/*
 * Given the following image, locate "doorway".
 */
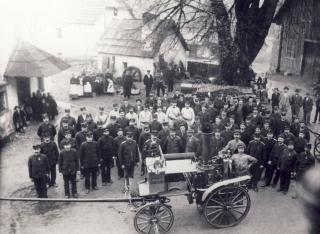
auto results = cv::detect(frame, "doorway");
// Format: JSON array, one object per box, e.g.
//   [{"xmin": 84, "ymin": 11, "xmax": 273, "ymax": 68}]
[{"xmin": 16, "ymin": 77, "xmax": 30, "ymax": 105}]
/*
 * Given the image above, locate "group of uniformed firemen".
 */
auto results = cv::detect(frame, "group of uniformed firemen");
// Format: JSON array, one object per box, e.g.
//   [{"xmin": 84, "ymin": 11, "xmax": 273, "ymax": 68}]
[{"xmin": 28, "ymin": 85, "xmax": 317, "ymax": 198}]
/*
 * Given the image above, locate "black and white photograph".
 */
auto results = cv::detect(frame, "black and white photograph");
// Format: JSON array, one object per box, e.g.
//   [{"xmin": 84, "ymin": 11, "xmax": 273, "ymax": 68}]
[{"xmin": 0, "ymin": 0, "xmax": 320, "ymax": 233}]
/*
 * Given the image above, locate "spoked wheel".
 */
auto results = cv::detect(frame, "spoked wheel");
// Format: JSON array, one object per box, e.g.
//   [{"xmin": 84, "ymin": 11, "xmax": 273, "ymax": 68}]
[
  {"xmin": 314, "ymin": 137, "xmax": 320, "ymax": 162},
  {"xmin": 134, "ymin": 203, "xmax": 174, "ymax": 234},
  {"xmin": 203, "ymin": 186, "xmax": 250, "ymax": 228}
]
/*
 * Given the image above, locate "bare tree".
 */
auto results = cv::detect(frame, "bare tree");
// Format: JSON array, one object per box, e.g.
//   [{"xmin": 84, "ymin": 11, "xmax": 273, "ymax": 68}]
[{"xmin": 128, "ymin": 0, "xmax": 286, "ymax": 85}]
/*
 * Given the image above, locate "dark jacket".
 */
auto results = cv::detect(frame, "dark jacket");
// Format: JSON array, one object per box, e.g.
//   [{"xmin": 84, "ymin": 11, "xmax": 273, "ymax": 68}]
[
  {"xmin": 211, "ymin": 137, "xmax": 227, "ymax": 157},
  {"xmin": 97, "ymin": 135, "xmax": 114, "ymax": 160},
  {"xmin": 138, "ymin": 132, "xmax": 151, "ymax": 152},
  {"xmin": 79, "ymin": 141, "xmax": 100, "ymax": 168},
  {"xmin": 246, "ymin": 139, "xmax": 266, "ymax": 163},
  {"xmin": 93, "ymin": 128, "xmax": 104, "ymax": 142},
  {"xmin": 164, "ymin": 135, "xmax": 182, "ymax": 153},
  {"xmin": 294, "ymin": 137, "xmax": 307, "ymax": 154},
  {"xmin": 58, "ymin": 127, "xmax": 75, "ymax": 146},
  {"xmin": 303, "ymin": 97, "xmax": 313, "ymax": 113},
  {"xmin": 158, "ymin": 129, "xmax": 170, "ymax": 151},
  {"xmin": 278, "ymin": 149, "xmax": 297, "ymax": 172},
  {"xmin": 60, "ymin": 115, "xmax": 77, "ymax": 130},
  {"xmin": 106, "ymin": 123, "xmax": 120, "ymax": 138},
  {"xmin": 261, "ymin": 137, "xmax": 277, "ymax": 165},
  {"xmin": 40, "ymin": 141, "xmax": 59, "ymax": 165},
  {"xmin": 186, "ymin": 136, "xmax": 201, "ymax": 158},
  {"xmin": 143, "ymin": 74, "xmax": 153, "ymax": 87},
  {"xmin": 149, "ymin": 120, "xmax": 162, "ymax": 133},
  {"xmin": 295, "ymin": 152, "xmax": 315, "ymax": 177},
  {"xmin": 270, "ymin": 143, "xmax": 287, "ymax": 165},
  {"xmin": 75, "ymin": 131, "xmax": 86, "ymax": 149},
  {"xmin": 119, "ymin": 140, "xmax": 139, "ymax": 166},
  {"xmin": 124, "ymin": 125, "xmax": 140, "ymax": 142},
  {"xmin": 28, "ymin": 153, "xmax": 50, "ymax": 179},
  {"xmin": 59, "ymin": 149, "xmax": 79, "ymax": 175},
  {"xmin": 271, "ymin": 92, "xmax": 280, "ymax": 107},
  {"xmin": 114, "ymin": 135, "xmax": 127, "ymax": 156},
  {"xmin": 37, "ymin": 123, "xmax": 57, "ymax": 140}
]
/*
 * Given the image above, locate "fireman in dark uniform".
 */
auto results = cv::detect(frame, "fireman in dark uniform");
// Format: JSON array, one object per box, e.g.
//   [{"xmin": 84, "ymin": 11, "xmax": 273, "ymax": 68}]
[
  {"xmin": 114, "ymin": 128, "xmax": 127, "ymax": 179},
  {"xmin": 79, "ymin": 132, "xmax": 100, "ymax": 194},
  {"xmin": 277, "ymin": 141, "xmax": 297, "ymax": 194},
  {"xmin": 97, "ymin": 127, "xmax": 114, "ymax": 185},
  {"xmin": 163, "ymin": 128, "xmax": 183, "ymax": 153},
  {"xmin": 119, "ymin": 132, "xmax": 139, "ymax": 190},
  {"xmin": 58, "ymin": 119, "xmax": 75, "ymax": 148},
  {"xmin": 246, "ymin": 133, "xmax": 266, "ymax": 192},
  {"xmin": 37, "ymin": 114, "xmax": 56, "ymax": 141},
  {"xmin": 60, "ymin": 130, "xmax": 77, "ymax": 150},
  {"xmin": 124, "ymin": 118, "xmax": 140, "ymax": 142},
  {"xmin": 28, "ymin": 144, "xmax": 50, "ymax": 198},
  {"xmin": 261, "ymin": 130, "xmax": 277, "ymax": 187},
  {"xmin": 40, "ymin": 134, "xmax": 59, "ymax": 187},
  {"xmin": 59, "ymin": 108, "xmax": 77, "ymax": 130},
  {"xmin": 93, "ymin": 121, "xmax": 104, "ymax": 141},
  {"xmin": 141, "ymin": 130, "xmax": 161, "ymax": 176}
]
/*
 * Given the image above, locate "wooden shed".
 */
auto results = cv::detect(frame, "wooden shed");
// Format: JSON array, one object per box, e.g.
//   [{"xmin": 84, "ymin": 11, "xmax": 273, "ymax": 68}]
[{"xmin": 273, "ymin": 0, "xmax": 320, "ymax": 81}]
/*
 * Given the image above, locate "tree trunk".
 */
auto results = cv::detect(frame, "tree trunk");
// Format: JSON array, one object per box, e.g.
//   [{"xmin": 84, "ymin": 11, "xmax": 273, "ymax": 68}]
[{"xmin": 211, "ymin": 0, "xmax": 279, "ymax": 85}]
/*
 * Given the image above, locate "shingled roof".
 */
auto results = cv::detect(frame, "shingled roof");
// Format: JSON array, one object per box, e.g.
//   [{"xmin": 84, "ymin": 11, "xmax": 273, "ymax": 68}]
[{"xmin": 4, "ymin": 41, "xmax": 70, "ymax": 78}]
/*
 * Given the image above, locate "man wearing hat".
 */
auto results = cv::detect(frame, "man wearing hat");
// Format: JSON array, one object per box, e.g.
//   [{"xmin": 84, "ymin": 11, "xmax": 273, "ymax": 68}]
[
  {"xmin": 141, "ymin": 130, "xmax": 161, "ymax": 175},
  {"xmin": 60, "ymin": 108, "xmax": 77, "ymax": 130},
  {"xmin": 59, "ymin": 140, "xmax": 79, "ymax": 198},
  {"xmin": 106, "ymin": 116, "xmax": 120, "ymax": 138},
  {"xmin": 163, "ymin": 127, "xmax": 183, "ymax": 154},
  {"xmin": 80, "ymin": 132, "xmax": 100, "ymax": 193},
  {"xmin": 271, "ymin": 88, "xmax": 280, "ymax": 112},
  {"xmin": 77, "ymin": 107, "xmax": 87, "ymax": 131},
  {"xmin": 211, "ymin": 131, "xmax": 227, "ymax": 157},
  {"xmin": 138, "ymin": 126, "xmax": 151, "ymax": 153},
  {"xmin": 114, "ymin": 128, "xmax": 126, "ymax": 179},
  {"xmin": 222, "ymin": 130, "xmax": 245, "ymax": 154},
  {"xmin": 28, "ymin": 144, "xmax": 50, "ymax": 198},
  {"xmin": 143, "ymin": 70, "xmax": 153, "ymax": 98},
  {"xmin": 290, "ymin": 115, "xmax": 301, "ymax": 137},
  {"xmin": 123, "ymin": 70, "xmax": 133, "ymax": 99},
  {"xmin": 313, "ymin": 93, "xmax": 320, "ymax": 123},
  {"xmin": 231, "ymin": 143, "xmax": 257, "ymax": 177},
  {"xmin": 93, "ymin": 121, "xmax": 104, "ymax": 142},
  {"xmin": 221, "ymin": 123, "xmax": 234, "ymax": 143},
  {"xmin": 85, "ymin": 114, "xmax": 97, "ymax": 132},
  {"xmin": 37, "ymin": 114, "xmax": 57, "ymax": 141},
  {"xmin": 260, "ymin": 119, "xmax": 271, "ymax": 139},
  {"xmin": 281, "ymin": 126, "xmax": 295, "ymax": 145},
  {"xmin": 261, "ymin": 130, "xmax": 277, "ymax": 187},
  {"xmin": 95, "ymin": 107, "xmax": 108, "ymax": 128},
  {"xmin": 149, "ymin": 114, "xmax": 162, "ymax": 133},
  {"xmin": 279, "ymin": 86, "xmax": 290, "ymax": 115},
  {"xmin": 119, "ymin": 131, "xmax": 139, "ymax": 189},
  {"xmin": 295, "ymin": 144, "xmax": 315, "ymax": 183},
  {"xmin": 294, "ymin": 131, "xmax": 308, "ymax": 154},
  {"xmin": 265, "ymin": 135, "xmax": 288, "ymax": 187},
  {"xmin": 60, "ymin": 130, "xmax": 77, "ymax": 150},
  {"xmin": 40, "ymin": 133, "xmax": 59, "ymax": 188},
  {"xmin": 58, "ymin": 119, "xmax": 76, "ymax": 147},
  {"xmin": 97, "ymin": 127, "xmax": 114, "ymax": 185},
  {"xmin": 277, "ymin": 141, "xmax": 297, "ymax": 194},
  {"xmin": 246, "ymin": 133, "xmax": 266, "ymax": 192},
  {"xmin": 303, "ymin": 92, "xmax": 314, "ymax": 125},
  {"xmin": 124, "ymin": 118, "xmax": 140, "ymax": 142},
  {"xmin": 186, "ymin": 128, "xmax": 201, "ymax": 158},
  {"xmin": 158, "ymin": 121, "xmax": 170, "ymax": 151},
  {"xmin": 277, "ymin": 111, "xmax": 290, "ymax": 136},
  {"xmin": 176, "ymin": 123, "xmax": 188, "ymax": 153},
  {"xmin": 290, "ymin": 89, "xmax": 303, "ymax": 121}
]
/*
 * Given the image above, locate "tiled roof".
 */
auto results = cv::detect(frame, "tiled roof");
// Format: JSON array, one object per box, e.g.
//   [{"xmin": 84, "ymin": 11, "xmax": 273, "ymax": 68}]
[{"xmin": 4, "ymin": 41, "xmax": 70, "ymax": 78}]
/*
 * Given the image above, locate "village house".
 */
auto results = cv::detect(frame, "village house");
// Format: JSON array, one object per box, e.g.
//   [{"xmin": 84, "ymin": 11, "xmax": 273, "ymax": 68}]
[{"xmin": 271, "ymin": 0, "xmax": 320, "ymax": 81}]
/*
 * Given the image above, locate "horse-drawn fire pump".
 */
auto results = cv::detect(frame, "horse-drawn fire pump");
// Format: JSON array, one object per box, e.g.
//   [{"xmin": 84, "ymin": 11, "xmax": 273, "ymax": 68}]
[{"xmin": 132, "ymin": 132, "xmax": 252, "ymax": 234}]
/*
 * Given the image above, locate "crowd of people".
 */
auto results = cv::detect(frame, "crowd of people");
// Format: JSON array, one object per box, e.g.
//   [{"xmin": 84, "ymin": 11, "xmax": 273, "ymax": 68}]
[
  {"xmin": 13, "ymin": 90, "xmax": 58, "ymax": 133},
  {"xmin": 27, "ymin": 79, "xmax": 319, "ymax": 199}
]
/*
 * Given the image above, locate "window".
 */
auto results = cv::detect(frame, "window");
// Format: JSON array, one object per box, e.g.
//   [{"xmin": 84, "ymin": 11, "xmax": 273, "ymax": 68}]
[
  {"xmin": 286, "ymin": 39, "xmax": 296, "ymax": 58},
  {"xmin": 0, "ymin": 89, "xmax": 7, "ymax": 113},
  {"xmin": 113, "ymin": 8, "xmax": 118, "ymax": 16},
  {"xmin": 37, "ymin": 77, "xmax": 44, "ymax": 91},
  {"xmin": 111, "ymin": 56, "xmax": 116, "ymax": 72}
]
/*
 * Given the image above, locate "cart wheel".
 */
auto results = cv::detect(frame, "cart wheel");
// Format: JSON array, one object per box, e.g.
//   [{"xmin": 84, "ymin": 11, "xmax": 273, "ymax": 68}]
[
  {"xmin": 203, "ymin": 186, "xmax": 250, "ymax": 228},
  {"xmin": 134, "ymin": 203, "xmax": 174, "ymax": 234},
  {"xmin": 314, "ymin": 138, "xmax": 320, "ymax": 162}
]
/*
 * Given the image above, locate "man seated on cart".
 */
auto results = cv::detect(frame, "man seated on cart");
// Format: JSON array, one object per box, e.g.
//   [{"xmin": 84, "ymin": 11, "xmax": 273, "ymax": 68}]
[
  {"xmin": 231, "ymin": 143, "xmax": 258, "ymax": 177},
  {"xmin": 141, "ymin": 130, "xmax": 161, "ymax": 176}
]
